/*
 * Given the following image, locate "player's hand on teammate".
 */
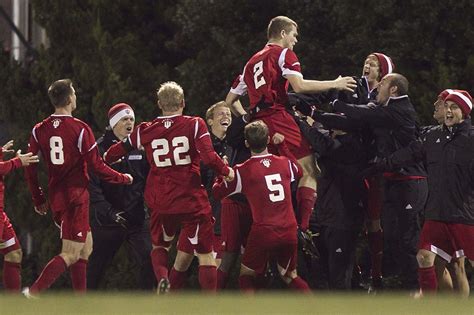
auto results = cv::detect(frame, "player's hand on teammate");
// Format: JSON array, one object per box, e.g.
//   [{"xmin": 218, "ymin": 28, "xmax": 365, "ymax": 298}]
[
  {"xmin": 272, "ymin": 133, "xmax": 285, "ymax": 145},
  {"xmin": 334, "ymin": 75, "xmax": 357, "ymax": 92},
  {"xmin": 124, "ymin": 173, "xmax": 134, "ymax": 184},
  {"xmin": 34, "ymin": 202, "xmax": 49, "ymax": 216},
  {"xmin": 224, "ymin": 167, "xmax": 235, "ymax": 182},
  {"xmin": 16, "ymin": 150, "xmax": 40, "ymax": 166},
  {"xmin": 2, "ymin": 140, "xmax": 15, "ymax": 153}
]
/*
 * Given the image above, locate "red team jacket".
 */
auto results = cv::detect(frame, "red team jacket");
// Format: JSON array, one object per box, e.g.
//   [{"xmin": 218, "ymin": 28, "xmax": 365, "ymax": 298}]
[
  {"xmin": 213, "ymin": 151, "xmax": 301, "ymax": 232},
  {"xmin": 231, "ymin": 44, "xmax": 303, "ymax": 115},
  {"xmin": 25, "ymin": 115, "xmax": 130, "ymax": 210},
  {"xmin": 105, "ymin": 115, "xmax": 229, "ymax": 215}
]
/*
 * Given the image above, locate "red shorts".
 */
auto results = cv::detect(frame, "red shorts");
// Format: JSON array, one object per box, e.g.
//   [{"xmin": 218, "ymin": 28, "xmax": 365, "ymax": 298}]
[
  {"xmin": 255, "ymin": 109, "xmax": 312, "ymax": 160},
  {"xmin": 220, "ymin": 198, "xmax": 252, "ymax": 253},
  {"xmin": 419, "ymin": 220, "xmax": 474, "ymax": 262},
  {"xmin": 55, "ymin": 203, "xmax": 90, "ymax": 243},
  {"xmin": 364, "ymin": 175, "xmax": 384, "ymax": 220},
  {"xmin": 151, "ymin": 211, "xmax": 214, "ymax": 255},
  {"xmin": 0, "ymin": 214, "xmax": 21, "ymax": 255},
  {"xmin": 241, "ymin": 225, "xmax": 298, "ymax": 276}
]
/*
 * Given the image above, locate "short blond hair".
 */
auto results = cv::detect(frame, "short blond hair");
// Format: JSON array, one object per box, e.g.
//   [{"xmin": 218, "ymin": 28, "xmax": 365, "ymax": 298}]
[
  {"xmin": 157, "ymin": 81, "xmax": 184, "ymax": 111},
  {"xmin": 267, "ymin": 16, "xmax": 297, "ymax": 40},
  {"xmin": 205, "ymin": 101, "xmax": 230, "ymax": 121}
]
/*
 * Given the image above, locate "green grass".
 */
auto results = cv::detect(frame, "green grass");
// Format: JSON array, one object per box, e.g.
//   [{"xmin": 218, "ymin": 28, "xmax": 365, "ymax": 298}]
[{"xmin": 0, "ymin": 292, "xmax": 473, "ymax": 315}]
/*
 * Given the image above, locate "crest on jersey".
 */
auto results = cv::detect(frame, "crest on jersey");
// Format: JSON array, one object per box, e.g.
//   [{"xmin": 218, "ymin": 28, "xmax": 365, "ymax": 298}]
[
  {"xmin": 52, "ymin": 119, "xmax": 61, "ymax": 128},
  {"xmin": 163, "ymin": 119, "xmax": 173, "ymax": 129},
  {"xmin": 261, "ymin": 158, "xmax": 271, "ymax": 168}
]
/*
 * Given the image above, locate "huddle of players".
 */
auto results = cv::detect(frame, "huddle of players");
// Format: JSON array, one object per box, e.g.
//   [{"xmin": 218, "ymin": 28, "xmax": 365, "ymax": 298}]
[{"xmin": 0, "ymin": 15, "xmax": 472, "ymax": 296}]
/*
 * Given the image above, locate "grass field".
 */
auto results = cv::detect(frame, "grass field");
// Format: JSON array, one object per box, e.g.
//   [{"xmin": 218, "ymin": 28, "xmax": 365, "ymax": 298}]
[{"xmin": 0, "ymin": 292, "xmax": 473, "ymax": 315}]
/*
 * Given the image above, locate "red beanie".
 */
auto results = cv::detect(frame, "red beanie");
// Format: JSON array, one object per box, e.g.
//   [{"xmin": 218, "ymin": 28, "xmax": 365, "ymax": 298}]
[
  {"xmin": 444, "ymin": 90, "xmax": 473, "ymax": 117},
  {"xmin": 108, "ymin": 103, "xmax": 135, "ymax": 128},
  {"xmin": 372, "ymin": 53, "xmax": 395, "ymax": 78},
  {"xmin": 438, "ymin": 89, "xmax": 454, "ymax": 101}
]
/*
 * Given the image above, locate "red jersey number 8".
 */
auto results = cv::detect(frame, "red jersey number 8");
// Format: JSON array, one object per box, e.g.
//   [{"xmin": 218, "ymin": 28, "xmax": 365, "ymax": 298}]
[{"xmin": 152, "ymin": 136, "xmax": 191, "ymax": 167}]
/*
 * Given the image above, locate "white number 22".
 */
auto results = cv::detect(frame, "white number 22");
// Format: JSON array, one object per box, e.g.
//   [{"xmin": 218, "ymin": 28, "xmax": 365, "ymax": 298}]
[{"xmin": 151, "ymin": 136, "xmax": 191, "ymax": 167}]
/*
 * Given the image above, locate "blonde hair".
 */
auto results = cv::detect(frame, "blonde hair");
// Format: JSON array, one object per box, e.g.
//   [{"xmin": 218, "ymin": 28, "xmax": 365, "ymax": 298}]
[
  {"xmin": 267, "ymin": 16, "xmax": 297, "ymax": 40},
  {"xmin": 205, "ymin": 101, "xmax": 230, "ymax": 121},
  {"xmin": 157, "ymin": 81, "xmax": 184, "ymax": 111}
]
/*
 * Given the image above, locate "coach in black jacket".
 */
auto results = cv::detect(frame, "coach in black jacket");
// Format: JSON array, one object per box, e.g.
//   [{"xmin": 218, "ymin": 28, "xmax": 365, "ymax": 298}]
[
  {"xmin": 87, "ymin": 103, "xmax": 154, "ymax": 290},
  {"xmin": 332, "ymin": 73, "xmax": 428, "ymax": 291}
]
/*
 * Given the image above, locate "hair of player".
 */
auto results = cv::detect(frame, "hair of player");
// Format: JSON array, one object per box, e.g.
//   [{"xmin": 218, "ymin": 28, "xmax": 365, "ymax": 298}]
[
  {"xmin": 48, "ymin": 79, "xmax": 73, "ymax": 108},
  {"xmin": 157, "ymin": 81, "xmax": 184, "ymax": 112},
  {"xmin": 388, "ymin": 73, "xmax": 409, "ymax": 96},
  {"xmin": 267, "ymin": 16, "xmax": 298, "ymax": 40},
  {"xmin": 244, "ymin": 120, "xmax": 269, "ymax": 153},
  {"xmin": 205, "ymin": 101, "xmax": 230, "ymax": 122}
]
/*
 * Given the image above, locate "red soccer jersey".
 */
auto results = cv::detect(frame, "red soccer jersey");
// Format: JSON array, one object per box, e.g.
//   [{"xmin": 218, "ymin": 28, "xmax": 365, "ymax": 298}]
[
  {"xmin": 231, "ymin": 44, "xmax": 302, "ymax": 112},
  {"xmin": 105, "ymin": 114, "xmax": 229, "ymax": 215},
  {"xmin": 213, "ymin": 153, "xmax": 301, "ymax": 229},
  {"xmin": 25, "ymin": 115, "xmax": 129, "ymax": 209}
]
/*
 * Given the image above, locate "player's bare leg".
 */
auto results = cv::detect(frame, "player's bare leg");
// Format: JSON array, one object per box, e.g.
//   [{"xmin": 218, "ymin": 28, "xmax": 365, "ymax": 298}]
[
  {"xmin": 449, "ymin": 257, "xmax": 469, "ymax": 297},
  {"xmin": 3, "ymin": 248, "xmax": 22, "ymax": 292},
  {"xmin": 150, "ymin": 244, "xmax": 171, "ymax": 294},
  {"xmin": 416, "ymin": 249, "xmax": 437, "ymax": 297},
  {"xmin": 277, "ymin": 264, "xmax": 310, "ymax": 292},
  {"xmin": 435, "ymin": 256, "xmax": 453, "ymax": 292},
  {"xmin": 239, "ymin": 264, "xmax": 257, "ymax": 292},
  {"xmin": 296, "ymin": 155, "xmax": 317, "ymax": 231},
  {"xmin": 28, "ymin": 239, "xmax": 84, "ymax": 295},
  {"xmin": 69, "ymin": 231, "xmax": 92, "ymax": 293}
]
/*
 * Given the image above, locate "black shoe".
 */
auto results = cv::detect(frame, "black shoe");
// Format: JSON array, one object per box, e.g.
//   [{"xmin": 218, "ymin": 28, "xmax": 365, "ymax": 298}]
[
  {"xmin": 368, "ymin": 276, "xmax": 383, "ymax": 294},
  {"xmin": 157, "ymin": 278, "xmax": 170, "ymax": 295}
]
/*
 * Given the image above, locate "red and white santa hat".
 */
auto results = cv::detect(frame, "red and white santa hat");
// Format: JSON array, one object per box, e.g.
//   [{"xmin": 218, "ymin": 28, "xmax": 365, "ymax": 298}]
[
  {"xmin": 108, "ymin": 103, "xmax": 135, "ymax": 128},
  {"xmin": 444, "ymin": 90, "xmax": 473, "ymax": 117},
  {"xmin": 372, "ymin": 53, "xmax": 395, "ymax": 78}
]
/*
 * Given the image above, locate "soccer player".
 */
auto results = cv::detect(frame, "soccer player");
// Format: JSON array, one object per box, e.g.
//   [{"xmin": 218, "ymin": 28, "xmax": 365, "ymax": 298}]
[
  {"xmin": 213, "ymin": 121, "xmax": 310, "ymax": 292},
  {"xmin": 24, "ymin": 79, "xmax": 133, "ymax": 297},
  {"xmin": 87, "ymin": 103, "xmax": 154, "ymax": 290},
  {"xmin": 104, "ymin": 82, "xmax": 234, "ymax": 292},
  {"xmin": 0, "ymin": 140, "xmax": 39, "ymax": 292},
  {"xmin": 226, "ymin": 16, "xmax": 357, "ymax": 236}
]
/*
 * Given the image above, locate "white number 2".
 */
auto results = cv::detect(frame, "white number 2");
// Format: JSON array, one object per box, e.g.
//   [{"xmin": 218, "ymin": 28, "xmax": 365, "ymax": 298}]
[
  {"xmin": 253, "ymin": 60, "xmax": 266, "ymax": 89},
  {"xmin": 50, "ymin": 136, "xmax": 64, "ymax": 165},
  {"xmin": 264, "ymin": 173, "xmax": 284, "ymax": 202},
  {"xmin": 152, "ymin": 136, "xmax": 191, "ymax": 167}
]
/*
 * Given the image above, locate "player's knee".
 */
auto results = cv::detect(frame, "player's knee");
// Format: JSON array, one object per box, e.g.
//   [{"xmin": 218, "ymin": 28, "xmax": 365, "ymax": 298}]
[
  {"xmin": 4, "ymin": 249, "xmax": 22, "ymax": 263},
  {"xmin": 60, "ymin": 250, "xmax": 82, "ymax": 266},
  {"xmin": 239, "ymin": 264, "xmax": 255, "ymax": 277},
  {"xmin": 173, "ymin": 250, "xmax": 194, "ymax": 272},
  {"xmin": 80, "ymin": 243, "xmax": 93, "ymax": 260},
  {"xmin": 197, "ymin": 252, "xmax": 216, "ymax": 267},
  {"xmin": 416, "ymin": 249, "xmax": 435, "ymax": 268}
]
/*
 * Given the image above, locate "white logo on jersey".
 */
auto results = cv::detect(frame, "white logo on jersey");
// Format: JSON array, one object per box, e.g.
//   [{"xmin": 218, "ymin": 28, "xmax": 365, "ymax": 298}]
[
  {"xmin": 261, "ymin": 158, "xmax": 271, "ymax": 168},
  {"xmin": 405, "ymin": 204, "xmax": 413, "ymax": 210},
  {"xmin": 163, "ymin": 119, "xmax": 173, "ymax": 129},
  {"xmin": 52, "ymin": 119, "xmax": 61, "ymax": 128},
  {"xmin": 188, "ymin": 224, "xmax": 200, "ymax": 245},
  {"xmin": 77, "ymin": 231, "xmax": 83, "ymax": 237}
]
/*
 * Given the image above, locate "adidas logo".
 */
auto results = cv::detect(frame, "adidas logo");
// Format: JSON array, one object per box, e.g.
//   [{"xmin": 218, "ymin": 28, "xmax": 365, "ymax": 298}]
[
  {"xmin": 436, "ymin": 138, "xmax": 440, "ymax": 143},
  {"xmin": 405, "ymin": 204, "xmax": 413, "ymax": 210},
  {"xmin": 336, "ymin": 248, "xmax": 342, "ymax": 253}
]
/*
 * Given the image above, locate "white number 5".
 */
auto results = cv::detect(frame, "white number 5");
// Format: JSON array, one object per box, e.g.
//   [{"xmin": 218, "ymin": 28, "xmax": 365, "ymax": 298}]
[{"xmin": 265, "ymin": 173, "xmax": 284, "ymax": 202}]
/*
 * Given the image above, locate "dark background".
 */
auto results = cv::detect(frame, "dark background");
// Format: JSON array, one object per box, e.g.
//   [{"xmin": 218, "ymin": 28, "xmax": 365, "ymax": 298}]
[{"xmin": 0, "ymin": 0, "xmax": 473, "ymax": 290}]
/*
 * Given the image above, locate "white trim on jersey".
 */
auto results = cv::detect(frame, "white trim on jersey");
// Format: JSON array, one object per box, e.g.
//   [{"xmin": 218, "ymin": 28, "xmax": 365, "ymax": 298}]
[
  {"xmin": 0, "ymin": 237, "xmax": 16, "ymax": 249},
  {"xmin": 136, "ymin": 126, "xmax": 142, "ymax": 148},
  {"xmin": 279, "ymin": 48, "xmax": 303, "ymax": 78},
  {"xmin": 250, "ymin": 153, "xmax": 272, "ymax": 159},
  {"xmin": 194, "ymin": 119, "xmax": 199, "ymax": 139},
  {"xmin": 229, "ymin": 70, "xmax": 248, "ymax": 96},
  {"xmin": 199, "ymin": 132, "xmax": 210, "ymax": 139},
  {"xmin": 282, "ymin": 69, "xmax": 303, "ymax": 78},
  {"xmin": 31, "ymin": 127, "xmax": 38, "ymax": 143},
  {"xmin": 288, "ymin": 160, "xmax": 296, "ymax": 182},
  {"xmin": 77, "ymin": 128, "xmax": 85, "ymax": 154},
  {"xmin": 88, "ymin": 142, "xmax": 97, "ymax": 152},
  {"xmin": 227, "ymin": 169, "xmax": 242, "ymax": 196}
]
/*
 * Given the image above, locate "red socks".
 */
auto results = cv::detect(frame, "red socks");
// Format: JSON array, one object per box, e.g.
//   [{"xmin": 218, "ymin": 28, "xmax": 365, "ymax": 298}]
[
  {"xmin": 289, "ymin": 276, "xmax": 311, "ymax": 292},
  {"xmin": 169, "ymin": 267, "xmax": 187, "ymax": 290},
  {"xmin": 3, "ymin": 261, "xmax": 21, "ymax": 292},
  {"xmin": 151, "ymin": 247, "xmax": 169, "ymax": 283},
  {"xmin": 217, "ymin": 269, "xmax": 228, "ymax": 289},
  {"xmin": 368, "ymin": 230, "xmax": 383, "ymax": 279},
  {"xmin": 296, "ymin": 187, "xmax": 316, "ymax": 230},
  {"xmin": 418, "ymin": 266, "xmax": 437, "ymax": 293},
  {"xmin": 198, "ymin": 265, "xmax": 217, "ymax": 291},
  {"xmin": 239, "ymin": 275, "xmax": 256, "ymax": 292},
  {"xmin": 70, "ymin": 259, "xmax": 87, "ymax": 293},
  {"xmin": 30, "ymin": 255, "xmax": 67, "ymax": 294}
]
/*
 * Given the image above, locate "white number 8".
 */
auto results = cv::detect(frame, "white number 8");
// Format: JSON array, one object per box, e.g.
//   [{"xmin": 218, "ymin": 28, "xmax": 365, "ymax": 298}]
[
  {"xmin": 50, "ymin": 136, "xmax": 64, "ymax": 165},
  {"xmin": 264, "ymin": 173, "xmax": 284, "ymax": 202}
]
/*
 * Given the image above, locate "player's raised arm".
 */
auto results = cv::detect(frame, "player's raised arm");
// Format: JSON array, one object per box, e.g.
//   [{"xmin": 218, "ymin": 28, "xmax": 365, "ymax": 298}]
[{"xmin": 286, "ymin": 74, "xmax": 357, "ymax": 94}]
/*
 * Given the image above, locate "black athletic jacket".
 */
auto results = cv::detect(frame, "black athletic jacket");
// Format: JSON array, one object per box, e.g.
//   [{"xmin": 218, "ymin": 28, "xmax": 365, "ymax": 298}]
[
  {"xmin": 386, "ymin": 120, "xmax": 474, "ymax": 224},
  {"xmin": 89, "ymin": 129, "xmax": 149, "ymax": 227},
  {"xmin": 333, "ymin": 95, "xmax": 426, "ymax": 178}
]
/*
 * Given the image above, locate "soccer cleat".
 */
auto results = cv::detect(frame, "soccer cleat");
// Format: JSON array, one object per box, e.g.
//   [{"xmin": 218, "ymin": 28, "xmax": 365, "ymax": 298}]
[
  {"xmin": 157, "ymin": 278, "xmax": 170, "ymax": 295},
  {"xmin": 22, "ymin": 287, "xmax": 39, "ymax": 299},
  {"xmin": 367, "ymin": 276, "xmax": 383, "ymax": 295}
]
